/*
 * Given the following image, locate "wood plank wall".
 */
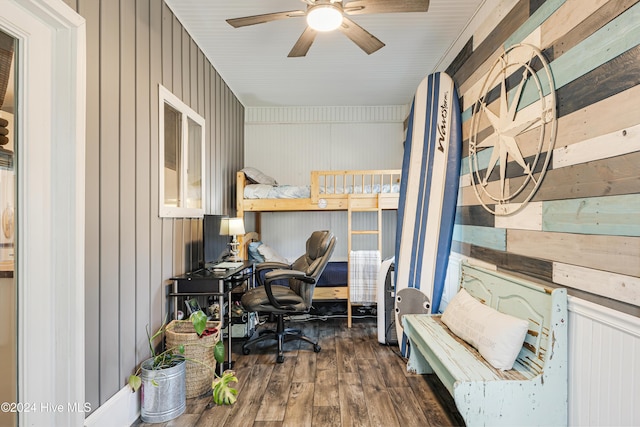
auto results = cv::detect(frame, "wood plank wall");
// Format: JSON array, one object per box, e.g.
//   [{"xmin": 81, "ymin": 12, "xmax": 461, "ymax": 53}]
[
  {"xmin": 63, "ymin": 0, "xmax": 245, "ymax": 411},
  {"xmin": 448, "ymin": 0, "xmax": 640, "ymax": 317}
]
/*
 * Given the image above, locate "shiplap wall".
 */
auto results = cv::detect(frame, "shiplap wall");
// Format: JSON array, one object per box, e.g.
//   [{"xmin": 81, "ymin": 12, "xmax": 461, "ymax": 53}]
[
  {"xmin": 447, "ymin": 0, "xmax": 640, "ymax": 424},
  {"xmin": 450, "ymin": 0, "xmax": 640, "ymax": 317},
  {"xmin": 244, "ymin": 106, "xmax": 406, "ymax": 261},
  {"xmin": 63, "ymin": 0, "xmax": 244, "ymax": 411}
]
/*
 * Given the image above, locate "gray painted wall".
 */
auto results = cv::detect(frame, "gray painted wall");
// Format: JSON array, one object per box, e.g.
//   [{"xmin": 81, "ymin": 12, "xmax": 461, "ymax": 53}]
[{"xmin": 63, "ymin": 0, "xmax": 244, "ymax": 410}]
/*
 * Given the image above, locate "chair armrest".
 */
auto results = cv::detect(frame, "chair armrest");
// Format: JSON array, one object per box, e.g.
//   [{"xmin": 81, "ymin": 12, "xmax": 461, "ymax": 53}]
[
  {"xmin": 255, "ymin": 262, "xmax": 291, "ymax": 287},
  {"xmin": 261, "ymin": 269, "xmax": 314, "ymax": 310},
  {"xmin": 265, "ymin": 269, "xmax": 315, "ymax": 284},
  {"xmin": 256, "ymin": 261, "xmax": 291, "ymax": 272}
]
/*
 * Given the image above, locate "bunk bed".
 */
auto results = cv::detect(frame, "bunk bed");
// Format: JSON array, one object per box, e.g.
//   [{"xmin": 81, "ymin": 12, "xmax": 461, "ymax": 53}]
[
  {"xmin": 237, "ymin": 168, "xmax": 401, "ymax": 327},
  {"xmin": 237, "ymin": 169, "xmax": 401, "ymax": 217}
]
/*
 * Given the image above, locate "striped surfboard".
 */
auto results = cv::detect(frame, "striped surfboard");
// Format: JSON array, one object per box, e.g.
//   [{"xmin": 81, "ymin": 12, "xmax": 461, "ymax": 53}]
[{"xmin": 394, "ymin": 72, "xmax": 462, "ymax": 356}]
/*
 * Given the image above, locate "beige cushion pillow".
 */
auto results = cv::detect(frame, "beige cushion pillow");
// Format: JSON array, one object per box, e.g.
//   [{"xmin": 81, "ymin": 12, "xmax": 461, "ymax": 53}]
[
  {"xmin": 257, "ymin": 243, "xmax": 288, "ymax": 264},
  {"xmin": 441, "ymin": 288, "xmax": 528, "ymax": 370},
  {"xmin": 241, "ymin": 167, "xmax": 277, "ymax": 185}
]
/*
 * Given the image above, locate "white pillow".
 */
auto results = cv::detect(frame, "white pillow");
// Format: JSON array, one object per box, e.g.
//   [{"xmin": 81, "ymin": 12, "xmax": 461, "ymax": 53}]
[
  {"xmin": 441, "ymin": 288, "xmax": 528, "ymax": 370},
  {"xmin": 257, "ymin": 243, "xmax": 289, "ymax": 264},
  {"xmin": 241, "ymin": 167, "xmax": 277, "ymax": 185}
]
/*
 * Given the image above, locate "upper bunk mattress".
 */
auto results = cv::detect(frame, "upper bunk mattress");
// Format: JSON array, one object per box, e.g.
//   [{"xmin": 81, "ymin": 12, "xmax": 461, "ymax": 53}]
[{"xmin": 244, "ymin": 183, "xmax": 400, "ymax": 199}]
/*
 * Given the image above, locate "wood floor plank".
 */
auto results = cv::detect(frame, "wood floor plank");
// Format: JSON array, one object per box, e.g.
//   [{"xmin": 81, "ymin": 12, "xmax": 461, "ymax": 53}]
[
  {"xmin": 166, "ymin": 413, "xmax": 200, "ymax": 427},
  {"xmin": 192, "ymin": 360, "xmax": 254, "ymax": 426},
  {"xmin": 362, "ymin": 387, "xmax": 401, "ymax": 427},
  {"xmin": 352, "ymin": 324, "xmax": 377, "ymax": 360},
  {"xmin": 255, "ymin": 380, "xmax": 292, "ymax": 422},
  {"xmin": 293, "ymin": 351, "xmax": 317, "ymax": 383},
  {"xmin": 283, "ymin": 382, "xmax": 315, "ymax": 427},
  {"xmin": 357, "ymin": 358, "xmax": 385, "ymax": 391},
  {"xmin": 385, "ymin": 386, "xmax": 433, "ymax": 427},
  {"xmin": 335, "ymin": 337, "xmax": 358, "ymax": 375},
  {"xmin": 312, "ymin": 406, "xmax": 341, "ymax": 427},
  {"xmin": 338, "ymin": 371, "xmax": 361, "ymax": 385},
  {"xmin": 136, "ymin": 319, "xmax": 463, "ymax": 427},
  {"xmin": 314, "ymin": 368, "xmax": 339, "ymax": 407},
  {"xmin": 222, "ymin": 364, "xmax": 274, "ymax": 427},
  {"xmin": 183, "ymin": 395, "xmax": 209, "ymax": 415},
  {"xmin": 339, "ymin": 372, "xmax": 370, "ymax": 427},
  {"xmin": 406, "ymin": 375, "xmax": 465, "ymax": 426},
  {"xmin": 231, "ymin": 351, "xmax": 258, "ymax": 369},
  {"xmin": 193, "ymin": 402, "xmax": 234, "ymax": 427},
  {"xmin": 317, "ymin": 332, "xmax": 337, "ymax": 349},
  {"xmin": 315, "ymin": 338, "xmax": 337, "ymax": 371},
  {"xmin": 268, "ymin": 356, "xmax": 295, "ymax": 383},
  {"xmin": 374, "ymin": 344, "xmax": 410, "ymax": 388}
]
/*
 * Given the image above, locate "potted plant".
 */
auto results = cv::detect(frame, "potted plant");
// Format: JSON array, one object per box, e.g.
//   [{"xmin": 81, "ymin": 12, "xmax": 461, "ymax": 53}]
[{"xmin": 128, "ymin": 311, "xmax": 239, "ymax": 423}]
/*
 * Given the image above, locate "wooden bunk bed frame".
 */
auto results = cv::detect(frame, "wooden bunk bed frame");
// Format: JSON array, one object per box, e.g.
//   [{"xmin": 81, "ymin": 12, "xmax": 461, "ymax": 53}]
[
  {"xmin": 236, "ymin": 169, "xmax": 401, "ymax": 217},
  {"xmin": 237, "ymin": 169, "xmax": 401, "ymax": 326}
]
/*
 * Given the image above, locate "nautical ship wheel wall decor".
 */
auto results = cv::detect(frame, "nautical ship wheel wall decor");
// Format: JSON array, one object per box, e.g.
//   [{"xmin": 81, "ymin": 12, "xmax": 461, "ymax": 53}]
[{"xmin": 469, "ymin": 43, "xmax": 557, "ymax": 216}]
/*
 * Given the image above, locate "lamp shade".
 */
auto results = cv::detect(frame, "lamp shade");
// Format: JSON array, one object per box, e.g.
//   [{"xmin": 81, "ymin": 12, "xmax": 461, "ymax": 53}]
[
  {"xmin": 306, "ymin": 5, "xmax": 343, "ymax": 32},
  {"xmin": 220, "ymin": 217, "xmax": 245, "ymax": 236}
]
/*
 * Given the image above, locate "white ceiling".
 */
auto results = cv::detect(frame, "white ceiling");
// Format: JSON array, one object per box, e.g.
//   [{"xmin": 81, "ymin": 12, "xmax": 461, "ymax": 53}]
[{"xmin": 165, "ymin": 0, "xmax": 486, "ymax": 107}]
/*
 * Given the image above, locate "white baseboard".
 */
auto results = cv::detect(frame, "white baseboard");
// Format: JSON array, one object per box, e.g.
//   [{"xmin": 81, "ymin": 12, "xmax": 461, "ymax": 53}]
[{"xmin": 84, "ymin": 386, "xmax": 140, "ymax": 427}]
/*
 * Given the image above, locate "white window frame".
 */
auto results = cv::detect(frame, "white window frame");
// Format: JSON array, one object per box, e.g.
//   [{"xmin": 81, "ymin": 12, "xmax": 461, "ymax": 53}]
[{"xmin": 158, "ymin": 84, "xmax": 205, "ymax": 218}]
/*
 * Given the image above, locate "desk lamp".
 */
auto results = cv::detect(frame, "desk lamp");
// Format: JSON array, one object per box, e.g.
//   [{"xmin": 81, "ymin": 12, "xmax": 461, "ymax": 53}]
[{"xmin": 220, "ymin": 217, "xmax": 245, "ymax": 261}]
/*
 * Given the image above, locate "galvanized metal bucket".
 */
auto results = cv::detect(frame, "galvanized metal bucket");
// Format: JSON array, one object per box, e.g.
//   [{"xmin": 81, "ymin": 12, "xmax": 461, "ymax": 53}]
[{"xmin": 140, "ymin": 357, "xmax": 186, "ymax": 423}]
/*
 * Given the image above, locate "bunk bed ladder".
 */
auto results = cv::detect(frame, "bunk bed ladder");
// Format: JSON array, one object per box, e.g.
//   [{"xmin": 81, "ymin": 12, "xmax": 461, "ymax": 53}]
[{"xmin": 347, "ymin": 194, "xmax": 382, "ymax": 328}]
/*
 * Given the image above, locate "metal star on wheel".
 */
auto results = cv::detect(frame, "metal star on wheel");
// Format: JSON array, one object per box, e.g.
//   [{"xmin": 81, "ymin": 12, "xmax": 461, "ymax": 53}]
[{"xmin": 477, "ymin": 67, "xmax": 540, "ymax": 199}]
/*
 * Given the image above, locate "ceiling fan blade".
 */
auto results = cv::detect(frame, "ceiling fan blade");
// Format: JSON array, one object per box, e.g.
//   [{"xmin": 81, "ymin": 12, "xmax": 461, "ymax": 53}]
[
  {"xmin": 344, "ymin": 0, "xmax": 429, "ymax": 15},
  {"xmin": 338, "ymin": 17, "xmax": 385, "ymax": 55},
  {"xmin": 288, "ymin": 27, "xmax": 318, "ymax": 57},
  {"xmin": 226, "ymin": 10, "xmax": 305, "ymax": 28}
]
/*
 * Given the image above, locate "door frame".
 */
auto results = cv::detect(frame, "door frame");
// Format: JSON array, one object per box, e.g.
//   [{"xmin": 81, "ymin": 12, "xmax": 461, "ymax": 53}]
[{"xmin": 0, "ymin": 1, "xmax": 85, "ymax": 425}]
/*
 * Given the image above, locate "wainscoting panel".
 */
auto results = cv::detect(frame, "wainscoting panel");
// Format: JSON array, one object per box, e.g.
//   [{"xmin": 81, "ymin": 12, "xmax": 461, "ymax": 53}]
[{"xmin": 568, "ymin": 298, "xmax": 640, "ymax": 426}]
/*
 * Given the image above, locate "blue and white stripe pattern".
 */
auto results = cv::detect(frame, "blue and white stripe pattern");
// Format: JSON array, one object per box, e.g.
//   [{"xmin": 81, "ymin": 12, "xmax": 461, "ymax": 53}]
[{"xmin": 394, "ymin": 72, "xmax": 462, "ymax": 356}]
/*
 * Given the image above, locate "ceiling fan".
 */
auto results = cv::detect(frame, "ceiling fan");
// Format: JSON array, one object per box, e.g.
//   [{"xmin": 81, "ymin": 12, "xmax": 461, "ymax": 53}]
[{"xmin": 226, "ymin": 0, "xmax": 430, "ymax": 57}]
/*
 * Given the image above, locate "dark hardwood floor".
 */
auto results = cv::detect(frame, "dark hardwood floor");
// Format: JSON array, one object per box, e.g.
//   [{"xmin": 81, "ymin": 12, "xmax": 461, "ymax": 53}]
[{"xmin": 133, "ymin": 317, "xmax": 464, "ymax": 427}]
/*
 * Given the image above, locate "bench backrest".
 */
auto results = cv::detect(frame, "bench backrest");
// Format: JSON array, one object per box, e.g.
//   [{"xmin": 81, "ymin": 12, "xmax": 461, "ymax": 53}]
[{"xmin": 459, "ymin": 263, "xmax": 568, "ymax": 376}]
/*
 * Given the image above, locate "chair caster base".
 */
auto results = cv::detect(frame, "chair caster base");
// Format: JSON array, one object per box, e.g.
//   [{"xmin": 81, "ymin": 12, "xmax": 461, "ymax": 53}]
[
  {"xmin": 314, "ymin": 344, "xmax": 321, "ymax": 353},
  {"xmin": 277, "ymin": 355, "xmax": 284, "ymax": 364}
]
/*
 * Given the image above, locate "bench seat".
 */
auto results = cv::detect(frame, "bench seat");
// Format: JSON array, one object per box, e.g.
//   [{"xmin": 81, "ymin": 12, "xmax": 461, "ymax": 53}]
[
  {"xmin": 404, "ymin": 316, "xmax": 532, "ymax": 392},
  {"xmin": 402, "ymin": 263, "xmax": 568, "ymax": 427}
]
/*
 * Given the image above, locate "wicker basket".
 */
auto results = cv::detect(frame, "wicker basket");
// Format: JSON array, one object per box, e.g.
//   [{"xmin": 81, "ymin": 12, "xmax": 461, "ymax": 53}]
[{"xmin": 165, "ymin": 320, "xmax": 221, "ymax": 398}]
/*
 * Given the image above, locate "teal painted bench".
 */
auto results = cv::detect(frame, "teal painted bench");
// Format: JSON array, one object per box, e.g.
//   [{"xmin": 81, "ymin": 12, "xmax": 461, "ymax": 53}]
[{"xmin": 402, "ymin": 263, "xmax": 568, "ymax": 426}]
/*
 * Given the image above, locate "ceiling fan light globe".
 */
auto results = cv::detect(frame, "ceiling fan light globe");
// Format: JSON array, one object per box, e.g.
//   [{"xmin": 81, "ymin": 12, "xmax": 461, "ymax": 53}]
[{"xmin": 307, "ymin": 5, "xmax": 343, "ymax": 32}]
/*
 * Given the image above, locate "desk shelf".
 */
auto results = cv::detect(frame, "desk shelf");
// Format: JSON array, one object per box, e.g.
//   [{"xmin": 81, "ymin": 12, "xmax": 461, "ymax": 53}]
[{"xmin": 170, "ymin": 261, "xmax": 255, "ymax": 372}]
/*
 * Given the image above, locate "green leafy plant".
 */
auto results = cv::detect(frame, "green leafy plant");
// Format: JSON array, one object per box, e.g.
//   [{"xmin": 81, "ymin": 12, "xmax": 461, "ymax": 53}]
[{"xmin": 128, "ymin": 311, "xmax": 238, "ymax": 405}]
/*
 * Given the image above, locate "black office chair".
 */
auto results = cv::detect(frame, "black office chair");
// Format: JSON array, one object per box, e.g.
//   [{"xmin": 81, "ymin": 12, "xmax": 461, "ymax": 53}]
[{"xmin": 241, "ymin": 230, "xmax": 336, "ymax": 363}]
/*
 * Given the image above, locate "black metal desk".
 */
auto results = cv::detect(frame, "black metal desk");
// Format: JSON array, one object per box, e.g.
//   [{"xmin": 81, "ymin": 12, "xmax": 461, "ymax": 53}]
[{"xmin": 170, "ymin": 261, "xmax": 254, "ymax": 372}]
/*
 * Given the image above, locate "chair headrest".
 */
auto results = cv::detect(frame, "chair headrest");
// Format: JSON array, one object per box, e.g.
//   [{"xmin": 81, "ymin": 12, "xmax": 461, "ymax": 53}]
[{"xmin": 306, "ymin": 230, "xmax": 334, "ymax": 260}]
